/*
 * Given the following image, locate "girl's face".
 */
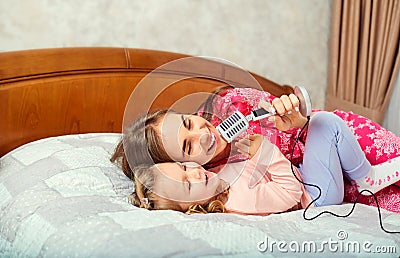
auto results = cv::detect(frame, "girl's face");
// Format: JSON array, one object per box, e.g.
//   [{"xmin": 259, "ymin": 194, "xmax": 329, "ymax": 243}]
[
  {"xmin": 158, "ymin": 113, "xmax": 227, "ymax": 165},
  {"xmin": 154, "ymin": 162, "xmax": 222, "ymax": 209}
]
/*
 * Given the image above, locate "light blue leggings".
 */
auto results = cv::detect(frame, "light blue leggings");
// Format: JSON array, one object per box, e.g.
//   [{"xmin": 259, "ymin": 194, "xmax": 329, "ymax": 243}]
[{"xmin": 298, "ymin": 112, "xmax": 371, "ymax": 206}]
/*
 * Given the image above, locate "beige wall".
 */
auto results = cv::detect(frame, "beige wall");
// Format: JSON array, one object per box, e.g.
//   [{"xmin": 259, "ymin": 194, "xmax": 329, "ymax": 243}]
[
  {"xmin": 1, "ymin": 0, "xmax": 398, "ymax": 134},
  {"xmin": 0, "ymin": 0, "xmax": 331, "ymax": 110},
  {"xmin": 383, "ymin": 74, "xmax": 400, "ymax": 135}
]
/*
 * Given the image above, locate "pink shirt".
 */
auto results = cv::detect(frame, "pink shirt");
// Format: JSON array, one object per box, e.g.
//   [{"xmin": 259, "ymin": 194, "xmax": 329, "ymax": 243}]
[{"xmin": 217, "ymin": 138, "xmax": 312, "ymax": 215}]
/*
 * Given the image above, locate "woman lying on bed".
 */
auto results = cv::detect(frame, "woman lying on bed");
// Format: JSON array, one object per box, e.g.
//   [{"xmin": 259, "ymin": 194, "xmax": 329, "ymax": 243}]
[
  {"xmin": 112, "ymin": 86, "xmax": 400, "ymax": 213},
  {"xmin": 126, "ymin": 105, "xmax": 400, "ymax": 214}
]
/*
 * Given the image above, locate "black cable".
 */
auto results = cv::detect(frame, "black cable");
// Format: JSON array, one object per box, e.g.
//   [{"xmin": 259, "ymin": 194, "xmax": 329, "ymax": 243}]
[{"xmin": 289, "ymin": 116, "xmax": 400, "ymax": 234}]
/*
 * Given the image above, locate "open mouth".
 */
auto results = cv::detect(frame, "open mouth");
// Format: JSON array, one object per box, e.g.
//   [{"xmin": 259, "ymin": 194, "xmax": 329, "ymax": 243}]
[{"xmin": 207, "ymin": 129, "xmax": 216, "ymax": 152}]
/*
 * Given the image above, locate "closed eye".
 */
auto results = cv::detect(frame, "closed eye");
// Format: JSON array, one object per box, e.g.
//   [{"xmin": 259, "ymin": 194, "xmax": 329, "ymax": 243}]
[
  {"xmin": 181, "ymin": 115, "xmax": 192, "ymax": 130},
  {"xmin": 183, "ymin": 165, "xmax": 191, "ymax": 191},
  {"xmin": 187, "ymin": 142, "xmax": 192, "ymax": 156},
  {"xmin": 181, "ymin": 115, "xmax": 192, "ymax": 156},
  {"xmin": 180, "ymin": 164, "xmax": 191, "ymax": 192},
  {"xmin": 182, "ymin": 115, "xmax": 187, "ymax": 128}
]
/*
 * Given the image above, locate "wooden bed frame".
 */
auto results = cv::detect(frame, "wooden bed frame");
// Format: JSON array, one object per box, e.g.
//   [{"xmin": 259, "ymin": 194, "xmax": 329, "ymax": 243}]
[{"xmin": 0, "ymin": 47, "xmax": 293, "ymax": 157}]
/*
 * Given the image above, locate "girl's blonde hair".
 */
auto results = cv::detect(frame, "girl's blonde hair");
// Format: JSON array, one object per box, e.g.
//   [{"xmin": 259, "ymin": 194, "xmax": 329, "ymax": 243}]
[{"xmin": 128, "ymin": 164, "xmax": 230, "ymax": 214}]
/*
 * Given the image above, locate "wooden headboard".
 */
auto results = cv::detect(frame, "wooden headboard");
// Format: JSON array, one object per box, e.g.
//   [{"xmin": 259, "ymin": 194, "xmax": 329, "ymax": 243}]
[{"xmin": 0, "ymin": 47, "xmax": 293, "ymax": 157}]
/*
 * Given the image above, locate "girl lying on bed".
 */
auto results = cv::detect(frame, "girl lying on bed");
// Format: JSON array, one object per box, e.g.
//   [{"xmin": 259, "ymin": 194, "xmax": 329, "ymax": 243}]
[
  {"xmin": 112, "ymin": 87, "xmax": 400, "ymax": 213},
  {"xmin": 127, "ymin": 110, "xmax": 400, "ymax": 214}
]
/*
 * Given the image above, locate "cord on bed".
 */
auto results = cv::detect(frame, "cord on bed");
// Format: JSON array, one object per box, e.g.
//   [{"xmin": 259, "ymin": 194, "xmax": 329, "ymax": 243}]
[{"xmin": 289, "ymin": 116, "xmax": 400, "ymax": 234}]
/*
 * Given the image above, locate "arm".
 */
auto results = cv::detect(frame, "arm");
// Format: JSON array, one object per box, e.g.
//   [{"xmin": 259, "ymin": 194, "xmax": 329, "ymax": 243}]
[{"xmin": 225, "ymin": 138, "xmax": 304, "ymax": 214}]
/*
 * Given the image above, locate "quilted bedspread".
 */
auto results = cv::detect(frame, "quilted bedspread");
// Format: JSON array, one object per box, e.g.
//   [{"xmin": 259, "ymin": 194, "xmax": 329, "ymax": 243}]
[{"xmin": 0, "ymin": 133, "xmax": 399, "ymax": 257}]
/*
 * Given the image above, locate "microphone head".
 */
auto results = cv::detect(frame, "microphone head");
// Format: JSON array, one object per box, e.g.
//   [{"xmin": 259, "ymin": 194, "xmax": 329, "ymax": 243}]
[
  {"xmin": 294, "ymin": 86, "xmax": 312, "ymax": 117},
  {"xmin": 216, "ymin": 111, "xmax": 249, "ymax": 143}
]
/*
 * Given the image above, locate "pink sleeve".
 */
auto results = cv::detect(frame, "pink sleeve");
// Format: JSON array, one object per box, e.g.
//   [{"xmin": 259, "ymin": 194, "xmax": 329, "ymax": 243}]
[{"xmin": 225, "ymin": 138, "xmax": 304, "ymax": 214}]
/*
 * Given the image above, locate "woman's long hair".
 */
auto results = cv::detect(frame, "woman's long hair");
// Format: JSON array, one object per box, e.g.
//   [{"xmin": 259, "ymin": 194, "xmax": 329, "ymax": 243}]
[
  {"xmin": 197, "ymin": 85, "xmax": 234, "ymax": 122},
  {"xmin": 110, "ymin": 110, "xmax": 174, "ymax": 178}
]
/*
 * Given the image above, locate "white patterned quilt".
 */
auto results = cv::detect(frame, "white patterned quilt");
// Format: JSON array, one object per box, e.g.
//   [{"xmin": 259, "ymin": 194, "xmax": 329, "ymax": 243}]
[{"xmin": 0, "ymin": 133, "xmax": 399, "ymax": 257}]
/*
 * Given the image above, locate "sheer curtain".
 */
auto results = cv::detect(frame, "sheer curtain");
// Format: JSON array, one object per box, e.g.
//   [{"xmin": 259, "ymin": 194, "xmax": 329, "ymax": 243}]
[{"xmin": 326, "ymin": 0, "xmax": 400, "ymax": 124}]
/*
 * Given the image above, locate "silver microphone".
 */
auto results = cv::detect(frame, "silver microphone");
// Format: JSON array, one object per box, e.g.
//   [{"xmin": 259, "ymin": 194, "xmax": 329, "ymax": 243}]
[{"xmin": 216, "ymin": 86, "xmax": 312, "ymax": 143}]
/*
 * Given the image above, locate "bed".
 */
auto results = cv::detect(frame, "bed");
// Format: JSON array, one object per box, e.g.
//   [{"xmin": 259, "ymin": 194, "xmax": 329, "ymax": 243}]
[{"xmin": 0, "ymin": 47, "xmax": 399, "ymax": 257}]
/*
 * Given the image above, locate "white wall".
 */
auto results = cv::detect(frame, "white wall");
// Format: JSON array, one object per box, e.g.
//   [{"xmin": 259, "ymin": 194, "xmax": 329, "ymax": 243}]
[
  {"xmin": 0, "ymin": 0, "xmax": 330, "ymax": 110},
  {"xmin": 383, "ymin": 71, "xmax": 400, "ymax": 135},
  {"xmin": 1, "ymin": 0, "xmax": 398, "ymax": 134}
]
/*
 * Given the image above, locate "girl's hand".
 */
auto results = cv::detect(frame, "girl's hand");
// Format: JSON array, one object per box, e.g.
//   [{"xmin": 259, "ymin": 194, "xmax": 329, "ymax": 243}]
[
  {"xmin": 260, "ymin": 94, "xmax": 308, "ymax": 131},
  {"xmin": 235, "ymin": 134, "xmax": 263, "ymax": 159}
]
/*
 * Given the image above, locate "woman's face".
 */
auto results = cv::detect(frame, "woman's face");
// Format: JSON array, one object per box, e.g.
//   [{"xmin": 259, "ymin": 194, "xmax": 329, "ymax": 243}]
[
  {"xmin": 157, "ymin": 113, "xmax": 227, "ymax": 165},
  {"xmin": 154, "ymin": 162, "xmax": 222, "ymax": 209}
]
